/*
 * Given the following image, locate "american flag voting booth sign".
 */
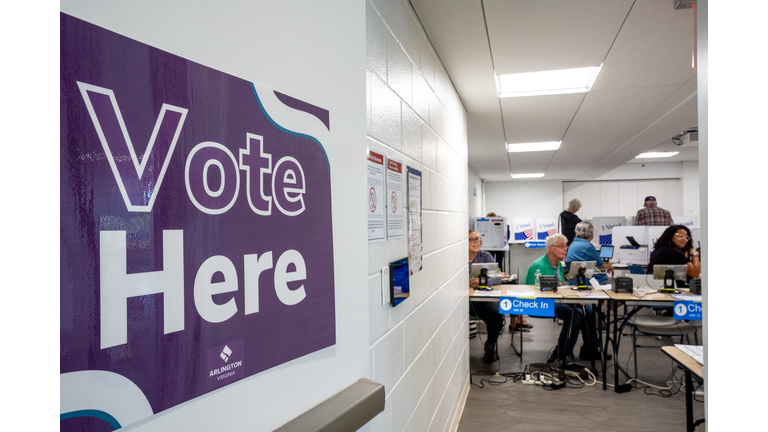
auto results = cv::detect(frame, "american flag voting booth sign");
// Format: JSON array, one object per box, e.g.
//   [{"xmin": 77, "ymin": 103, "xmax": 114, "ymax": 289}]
[
  {"xmin": 535, "ymin": 217, "xmax": 557, "ymax": 240},
  {"xmin": 591, "ymin": 217, "xmax": 627, "ymax": 245},
  {"xmin": 513, "ymin": 218, "xmax": 534, "ymax": 241}
]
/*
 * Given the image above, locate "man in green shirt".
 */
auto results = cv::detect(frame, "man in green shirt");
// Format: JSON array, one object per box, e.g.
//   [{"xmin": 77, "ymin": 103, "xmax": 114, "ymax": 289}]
[
  {"xmin": 525, "ymin": 235, "xmax": 567, "ymax": 285},
  {"xmin": 526, "ymin": 234, "xmax": 592, "ymax": 362}
]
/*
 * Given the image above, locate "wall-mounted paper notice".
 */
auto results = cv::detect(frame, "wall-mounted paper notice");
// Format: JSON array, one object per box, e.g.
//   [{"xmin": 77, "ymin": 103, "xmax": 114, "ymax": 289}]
[
  {"xmin": 367, "ymin": 149, "xmax": 385, "ymax": 241},
  {"xmin": 407, "ymin": 166, "xmax": 423, "ymax": 275},
  {"xmin": 386, "ymin": 157, "xmax": 404, "ymax": 238}
]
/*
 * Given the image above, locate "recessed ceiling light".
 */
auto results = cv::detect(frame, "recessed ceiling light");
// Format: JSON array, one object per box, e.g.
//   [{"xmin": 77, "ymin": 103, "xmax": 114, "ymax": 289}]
[
  {"xmin": 506, "ymin": 141, "xmax": 561, "ymax": 153},
  {"xmin": 635, "ymin": 152, "xmax": 679, "ymax": 158},
  {"xmin": 511, "ymin": 173, "xmax": 545, "ymax": 179},
  {"xmin": 498, "ymin": 65, "xmax": 602, "ymax": 98}
]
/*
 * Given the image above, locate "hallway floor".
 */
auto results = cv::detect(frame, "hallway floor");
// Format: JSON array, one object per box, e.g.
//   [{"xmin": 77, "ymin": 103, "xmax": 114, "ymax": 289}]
[{"xmin": 459, "ymin": 311, "xmax": 705, "ymax": 431}]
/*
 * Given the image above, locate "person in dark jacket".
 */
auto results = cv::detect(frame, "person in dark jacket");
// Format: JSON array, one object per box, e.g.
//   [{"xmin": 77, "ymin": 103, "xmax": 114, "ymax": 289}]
[
  {"xmin": 559, "ymin": 198, "xmax": 582, "ymax": 246},
  {"xmin": 647, "ymin": 225, "xmax": 701, "ymax": 284}
]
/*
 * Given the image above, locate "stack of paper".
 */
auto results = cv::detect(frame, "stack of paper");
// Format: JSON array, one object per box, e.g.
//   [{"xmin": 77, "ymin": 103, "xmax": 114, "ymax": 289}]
[
  {"xmin": 505, "ymin": 291, "xmax": 535, "ymax": 298},
  {"xmin": 474, "ymin": 290, "xmax": 501, "ymax": 297},
  {"xmin": 578, "ymin": 291, "xmax": 609, "ymax": 299},
  {"xmin": 675, "ymin": 344, "xmax": 704, "ymax": 365},
  {"xmin": 672, "ymin": 294, "xmax": 702, "ymax": 301}
]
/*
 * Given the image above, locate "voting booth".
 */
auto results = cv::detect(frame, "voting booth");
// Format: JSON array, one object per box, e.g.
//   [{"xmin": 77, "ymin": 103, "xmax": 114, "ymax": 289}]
[
  {"xmin": 535, "ymin": 217, "xmax": 557, "ymax": 240},
  {"xmin": 691, "ymin": 227, "xmax": 701, "ymax": 249},
  {"xmin": 512, "ymin": 218, "xmax": 534, "ymax": 242},
  {"xmin": 591, "ymin": 217, "xmax": 627, "ymax": 245},
  {"xmin": 673, "ymin": 215, "xmax": 700, "ymax": 227},
  {"xmin": 474, "ymin": 217, "xmax": 508, "ymax": 248}
]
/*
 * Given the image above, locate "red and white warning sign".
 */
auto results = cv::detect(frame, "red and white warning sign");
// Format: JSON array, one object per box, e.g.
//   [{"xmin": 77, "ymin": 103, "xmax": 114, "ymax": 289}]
[
  {"xmin": 367, "ymin": 149, "xmax": 385, "ymax": 241},
  {"xmin": 386, "ymin": 157, "xmax": 404, "ymax": 238}
]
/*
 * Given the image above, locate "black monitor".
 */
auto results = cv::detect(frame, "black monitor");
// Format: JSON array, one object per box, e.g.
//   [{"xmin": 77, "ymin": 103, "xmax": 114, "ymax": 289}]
[
  {"xmin": 599, "ymin": 245, "xmax": 614, "ymax": 260},
  {"xmin": 652, "ymin": 264, "xmax": 687, "ymax": 292},
  {"xmin": 567, "ymin": 261, "xmax": 596, "ymax": 289},
  {"xmin": 470, "ymin": 263, "xmax": 499, "ymax": 278},
  {"xmin": 389, "ymin": 258, "xmax": 410, "ymax": 306}
]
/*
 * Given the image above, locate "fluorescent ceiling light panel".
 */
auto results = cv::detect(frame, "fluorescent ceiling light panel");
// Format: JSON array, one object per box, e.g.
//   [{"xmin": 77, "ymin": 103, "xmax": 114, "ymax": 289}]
[
  {"xmin": 498, "ymin": 65, "xmax": 602, "ymax": 98},
  {"xmin": 635, "ymin": 152, "xmax": 679, "ymax": 158},
  {"xmin": 511, "ymin": 173, "xmax": 545, "ymax": 179},
  {"xmin": 506, "ymin": 141, "xmax": 561, "ymax": 153}
]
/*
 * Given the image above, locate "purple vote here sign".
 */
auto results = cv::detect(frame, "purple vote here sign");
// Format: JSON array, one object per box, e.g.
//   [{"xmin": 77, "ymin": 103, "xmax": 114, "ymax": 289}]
[{"xmin": 60, "ymin": 13, "xmax": 336, "ymax": 430}]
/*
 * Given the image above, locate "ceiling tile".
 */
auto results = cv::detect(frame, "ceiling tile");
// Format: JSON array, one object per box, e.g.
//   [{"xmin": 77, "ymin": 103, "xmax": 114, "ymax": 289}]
[
  {"xmin": 508, "ymin": 151, "xmax": 555, "ymax": 174},
  {"xmin": 565, "ymin": 85, "xmax": 681, "ymax": 141},
  {"xmin": 485, "ymin": 0, "xmax": 634, "ymax": 74},
  {"xmin": 410, "ymin": 0, "xmax": 497, "ymax": 105},
  {"xmin": 594, "ymin": 1, "xmax": 696, "ymax": 91},
  {"xmin": 544, "ymin": 163, "xmax": 590, "ymax": 179},
  {"xmin": 411, "ymin": 0, "xmax": 699, "ymax": 182},
  {"xmin": 500, "ymin": 92, "xmax": 584, "ymax": 143},
  {"xmin": 551, "ymin": 140, "xmax": 615, "ymax": 165},
  {"xmin": 468, "ymin": 145, "xmax": 511, "ymax": 181},
  {"xmin": 467, "ymin": 109, "xmax": 505, "ymax": 147}
]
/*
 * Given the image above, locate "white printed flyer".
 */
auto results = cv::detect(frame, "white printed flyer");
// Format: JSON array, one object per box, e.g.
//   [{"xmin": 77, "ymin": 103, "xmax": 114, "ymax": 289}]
[
  {"xmin": 407, "ymin": 166, "xmax": 423, "ymax": 275},
  {"xmin": 367, "ymin": 149, "xmax": 385, "ymax": 241},
  {"xmin": 386, "ymin": 157, "xmax": 404, "ymax": 238}
]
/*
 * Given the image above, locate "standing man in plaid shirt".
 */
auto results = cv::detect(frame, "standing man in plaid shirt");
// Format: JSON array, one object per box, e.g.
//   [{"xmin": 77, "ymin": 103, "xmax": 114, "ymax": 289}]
[{"xmin": 634, "ymin": 196, "xmax": 673, "ymax": 226}]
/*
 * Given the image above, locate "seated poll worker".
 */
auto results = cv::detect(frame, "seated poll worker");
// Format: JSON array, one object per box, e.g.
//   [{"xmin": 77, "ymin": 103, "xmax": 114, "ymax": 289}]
[
  {"xmin": 468, "ymin": 230, "xmax": 505, "ymax": 363},
  {"xmin": 525, "ymin": 234, "xmax": 583, "ymax": 362},
  {"xmin": 563, "ymin": 221, "xmax": 614, "ymax": 360},
  {"xmin": 488, "ymin": 211, "xmax": 533, "ymax": 333},
  {"xmin": 565, "ymin": 221, "xmax": 615, "ymax": 285},
  {"xmin": 646, "ymin": 225, "xmax": 701, "ymax": 285}
]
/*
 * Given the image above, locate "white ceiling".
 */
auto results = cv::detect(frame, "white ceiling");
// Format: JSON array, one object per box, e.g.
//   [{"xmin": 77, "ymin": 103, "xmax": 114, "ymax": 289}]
[{"xmin": 410, "ymin": 0, "xmax": 699, "ymax": 181}]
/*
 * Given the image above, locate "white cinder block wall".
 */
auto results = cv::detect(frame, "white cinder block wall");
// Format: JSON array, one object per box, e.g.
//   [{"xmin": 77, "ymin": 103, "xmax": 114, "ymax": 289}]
[
  {"xmin": 468, "ymin": 168, "xmax": 484, "ymax": 227},
  {"xmin": 364, "ymin": 0, "xmax": 470, "ymax": 431}
]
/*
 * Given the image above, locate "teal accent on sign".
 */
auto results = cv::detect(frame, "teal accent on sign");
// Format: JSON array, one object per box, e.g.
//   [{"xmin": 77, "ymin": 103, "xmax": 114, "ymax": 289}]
[
  {"xmin": 250, "ymin": 83, "xmax": 330, "ymax": 170},
  {"xmin": 673, "ymin": 300, "xmax": 702, "ymax": 320},
  {"xmin": 498, "ymin": 297, "xmax": 555, "ymax": 317},
  {"xmin": 61, "ymin": 410, "xmax": 121, "ymax": 429}
]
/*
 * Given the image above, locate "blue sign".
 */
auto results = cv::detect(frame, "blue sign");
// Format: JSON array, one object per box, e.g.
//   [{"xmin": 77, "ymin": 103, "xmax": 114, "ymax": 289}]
[
  {"xmin": 524, "ymin": 241, "xmax": 546, "ymax": 248},
  {"xmin": 674, "ymin": 300, "xmax": 702, "ymax": 320},
  {"xmin": 499, "ymin": 297, "xmax": 555, "ymax": 317}
]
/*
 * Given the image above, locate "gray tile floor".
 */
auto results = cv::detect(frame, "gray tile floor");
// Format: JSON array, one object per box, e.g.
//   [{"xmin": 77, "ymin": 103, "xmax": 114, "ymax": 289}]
[{"xmin": 459, "ymin": 310, "xmax": 705, "ymax": 431}]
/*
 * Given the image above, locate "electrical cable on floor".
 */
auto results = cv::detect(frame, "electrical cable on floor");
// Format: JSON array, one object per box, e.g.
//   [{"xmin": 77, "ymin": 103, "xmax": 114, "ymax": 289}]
[
  {"xmin": 470, "ymin": 315, "xmax": 531, "ymax": 389},
  {"xmin": 564, "ymin": 367, "xmax": 596, "ymax": 387},
  {"xmin": 471, "ymin": 368, "xmax": 526, "ymax": 389},
  {"xmin": 470, "ymin": 313, "xmax": 704, "ymax": 400},
  {"xmin": 630, "ymin": 363, "xmax": 684, "ymax": 398}
]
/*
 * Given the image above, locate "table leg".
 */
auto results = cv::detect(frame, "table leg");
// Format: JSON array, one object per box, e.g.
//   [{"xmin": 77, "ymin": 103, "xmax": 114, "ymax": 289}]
[
  {"xmin": 685, "ymin": 370, "xmax": 694, "ymax": 432},
  {"xmin": 598, "ymin": 299, "xmax": 606, "ymax": 390},
  {"xmin": 585, "ymin": 305, "xmax": 596, "ymax": 375},
  {"xmin": 613, "ymin": 298, "xmax": 619, "ymax": 391},
  {"xmin": 510, "ymin": 315, "xmax": 523, "ymax": 357}
]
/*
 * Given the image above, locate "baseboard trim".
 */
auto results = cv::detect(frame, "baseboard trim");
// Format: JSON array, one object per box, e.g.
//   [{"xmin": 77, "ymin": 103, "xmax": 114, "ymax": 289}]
[{"xmin": 448, "ymin": 374, "xmax": 471, "ymax": 432}]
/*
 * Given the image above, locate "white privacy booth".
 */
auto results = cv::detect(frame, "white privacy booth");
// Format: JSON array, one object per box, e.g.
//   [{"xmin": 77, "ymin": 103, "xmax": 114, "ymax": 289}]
[{"xmin": 591, "ymin": 217, "xmax": 627, "ymax": 245}]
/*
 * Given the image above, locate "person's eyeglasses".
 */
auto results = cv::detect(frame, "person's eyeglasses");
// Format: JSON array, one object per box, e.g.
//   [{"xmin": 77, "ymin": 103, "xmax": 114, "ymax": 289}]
[
  {"xmin": 675, "ymin": 234, "xmax": 691, "ymax": 241},
  {"xmin": 469, "ymin": 237, "xmax": 482, "ymax": 243},
  {"xmin": 551, "ymin": 244, "xmax": 567, "ymax": 249}
]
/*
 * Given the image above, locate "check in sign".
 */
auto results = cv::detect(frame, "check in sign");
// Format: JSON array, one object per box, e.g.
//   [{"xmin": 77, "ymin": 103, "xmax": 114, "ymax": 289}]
[
  {"xmin": 674, "ymin": 300, "xmax": 702, "ymax": 320},
  {"xmin": 499, "ymin": 297, "xmax": 555, "ymax": 317}
]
